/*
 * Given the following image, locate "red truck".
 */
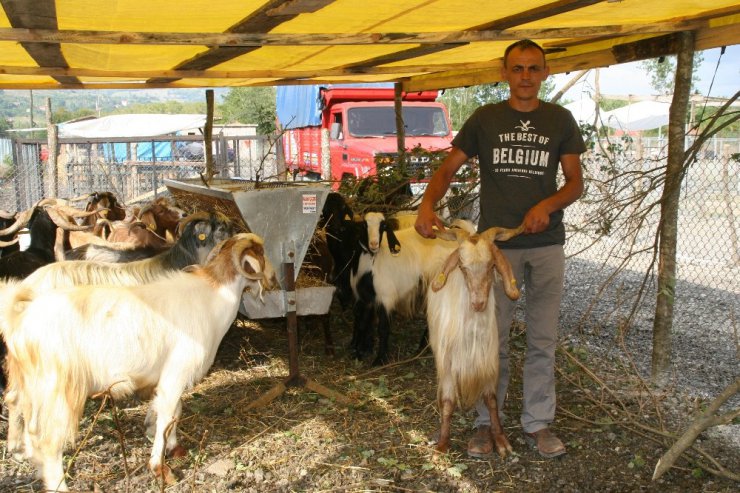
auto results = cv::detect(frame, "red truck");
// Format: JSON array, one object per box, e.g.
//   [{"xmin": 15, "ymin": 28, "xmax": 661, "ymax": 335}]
[{"xmin": 276, "ymin": 85, "xmax": 454, "ymax": 186}]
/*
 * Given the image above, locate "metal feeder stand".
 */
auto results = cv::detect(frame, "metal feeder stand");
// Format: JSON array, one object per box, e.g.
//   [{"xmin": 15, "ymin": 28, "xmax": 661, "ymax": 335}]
[{"xmin": 165, "ymin": 178, "xmax": 353, "ymax": 409}]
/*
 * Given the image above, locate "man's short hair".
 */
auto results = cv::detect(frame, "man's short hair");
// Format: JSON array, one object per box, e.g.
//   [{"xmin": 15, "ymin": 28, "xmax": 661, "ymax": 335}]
[{"xmin": 503, "ymin": 39, "xmax": 546, "ymax": 67}]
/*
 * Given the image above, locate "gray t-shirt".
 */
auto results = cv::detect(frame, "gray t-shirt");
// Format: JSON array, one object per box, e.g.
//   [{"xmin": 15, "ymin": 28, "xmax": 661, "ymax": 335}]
[{"xmin": 453, "ymin": 100, "xmax": 586, "ymax": 248}]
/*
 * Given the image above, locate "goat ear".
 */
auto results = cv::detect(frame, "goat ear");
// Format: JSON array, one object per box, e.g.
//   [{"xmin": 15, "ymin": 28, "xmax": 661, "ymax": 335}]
[
  {"xmin": 384, "ymin": 225, "xmax": 401, "ymax": 256},
  {"xmin": 431, "ymin": 249, "xmax": 460, "ymax": 292},
  {"xmin": 385, "ymin": 217, "xmax": 400, "ymax": 231}
]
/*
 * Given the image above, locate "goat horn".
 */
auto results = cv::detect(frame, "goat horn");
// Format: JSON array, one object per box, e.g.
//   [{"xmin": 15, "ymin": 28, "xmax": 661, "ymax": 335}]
[
  {"xmin": 435, "ymin": 226, "xmax": 470, "ymax": 243},
  {"xmin": 45, "ymin": 207, "xmax": 94, "ymax": 231},
  {"xmin": 0, "ymin": 209, "xmax": 15, "ymax": 219},
  {"xmin": 67, "ymin": 192, "xmax": 94, "ymax": 203},
  {"xmin": 51, "ymin": 204, "xmax": 100, "ymax": 219},
  {"xmin": 0, "ymin": 236, "xmax": 19, "ymax": 247},
  {"xmin": 231, "ymin": 235, "xmax": 265, "ymax": 281},
  {"xmin": 479, "ymin": 222, "xmax": 525, "ymax": 243},
  {"xmin": 36, "ymin": 197, "xmax": 70, "ymax": 208},
  {"xmin": 177, "ymin": 211, "xmax": 211, "ymax": 236},
  {"xmin": 0, "ymin": 207, "xmax": 34, "ymax": 236}
]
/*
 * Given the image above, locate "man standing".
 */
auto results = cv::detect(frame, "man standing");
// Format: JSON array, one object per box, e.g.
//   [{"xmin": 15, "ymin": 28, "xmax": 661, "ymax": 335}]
[{"xmin": 415, "ymin": 39, "xmax": 585, "ymax": 459}]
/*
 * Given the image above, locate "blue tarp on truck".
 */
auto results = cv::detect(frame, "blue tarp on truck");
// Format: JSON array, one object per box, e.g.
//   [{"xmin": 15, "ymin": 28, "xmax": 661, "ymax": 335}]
[{"xmin": 276, "ymin": 83, "xmax": 395, "ymax": 130}]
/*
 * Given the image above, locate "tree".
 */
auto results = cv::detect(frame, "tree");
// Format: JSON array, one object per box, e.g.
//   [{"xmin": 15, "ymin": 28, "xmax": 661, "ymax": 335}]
[
  {"xmin": 640, "ymin": 53, "xmax": 704, "ymax": 95},
  {"xmin": 440, "ymin": 78, "xmax": 554, "ymax": 131},
  {"xmin": 220, "ymin": 87, "xmax": 277, "ymax": 135}
]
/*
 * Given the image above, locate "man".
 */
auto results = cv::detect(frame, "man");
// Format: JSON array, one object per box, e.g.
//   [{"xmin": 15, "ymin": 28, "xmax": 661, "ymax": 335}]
[{"xmin": 415, "ymin": 39, "xmax": 585, "ymax": 459}]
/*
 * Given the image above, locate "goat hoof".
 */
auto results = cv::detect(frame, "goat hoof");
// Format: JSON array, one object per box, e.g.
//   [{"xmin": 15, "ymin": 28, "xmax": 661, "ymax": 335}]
[
  {"xmin": 168, "ymin": 445, "xmax": 187, "ymax": 459},
  {"xmin": 151, "ymin": 463, "xmax": 178, "ymax": 485},
  {"xmin": 431, "ymin": 447, "xmax": 449, "ymax": 464},
  {"xmin": 371, "ymin": 355, "xmax": 389, "ymax": 367}
]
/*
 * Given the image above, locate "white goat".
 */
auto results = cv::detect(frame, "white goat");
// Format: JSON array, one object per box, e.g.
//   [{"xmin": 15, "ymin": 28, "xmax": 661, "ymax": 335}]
[
  {"xmin": 0, "ymin": 233, "xmax": 274, "ymax": 492},
  {"xmin": 351, "ymin": 212, "xmax": 476, "ymax": 365},
  {"xmin": 426, "ymin": 224, "xmax": 523, "ymax": 457}
]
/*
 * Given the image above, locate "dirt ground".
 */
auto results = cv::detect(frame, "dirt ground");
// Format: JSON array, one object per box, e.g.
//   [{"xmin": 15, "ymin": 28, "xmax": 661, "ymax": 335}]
[{"xmin": 1, "ymin": 299, "xmax": 738, "ymax": 493}]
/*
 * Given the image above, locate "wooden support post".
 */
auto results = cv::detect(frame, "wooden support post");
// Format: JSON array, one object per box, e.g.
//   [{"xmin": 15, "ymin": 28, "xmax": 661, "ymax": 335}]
[
  {"xmin": 244, "ymin": 241, "xmax": 353, "ymax": 411},
  {"xmin": 394, "ymin": 82, "xmax": 406, "ymax": 165},
  {"xmin": 45, "ymin": 97, "xmax": 59, "ymax": 198},
  {"xmin": 202, "ymin": 89, "xmax": 215, "ymax": 184}
]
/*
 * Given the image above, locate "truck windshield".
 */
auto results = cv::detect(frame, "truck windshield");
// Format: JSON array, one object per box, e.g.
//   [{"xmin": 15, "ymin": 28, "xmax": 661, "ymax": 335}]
[{"xmin": 347, "ymin": 106, "xmax": 449, "ymax": 137}]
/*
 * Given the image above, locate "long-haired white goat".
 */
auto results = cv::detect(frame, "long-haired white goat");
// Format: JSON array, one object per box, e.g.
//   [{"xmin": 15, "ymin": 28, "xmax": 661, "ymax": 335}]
[
  {"xmin": 1, "ymin": 211, "xmax": 233, "ymax": 464},
  {"xmin": 0, "ymin": 233, "xmax": 275, "ymax": 492},
  {"xmin": 349, "ymin": 212, "xmax": 477, "ymax": 365},
  {"xmin": 426, "ymin": 224, "xmax": 523, "ymax": 457}
]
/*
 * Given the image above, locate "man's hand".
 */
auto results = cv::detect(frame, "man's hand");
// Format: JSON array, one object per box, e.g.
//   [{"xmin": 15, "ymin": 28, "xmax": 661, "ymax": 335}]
[
  {"xmin": 415, "ymin": 206, "xmax": 446, "ymax": 238},
  {"xmin": 523, "ymin": 203, "xmax": 551, "ymax": 234}
]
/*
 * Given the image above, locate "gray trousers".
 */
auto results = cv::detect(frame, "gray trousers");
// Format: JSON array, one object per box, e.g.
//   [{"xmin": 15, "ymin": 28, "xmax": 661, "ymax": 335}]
[{"xmin": 473, "ymin": 244, "xmax": 565, "ymax": 434}]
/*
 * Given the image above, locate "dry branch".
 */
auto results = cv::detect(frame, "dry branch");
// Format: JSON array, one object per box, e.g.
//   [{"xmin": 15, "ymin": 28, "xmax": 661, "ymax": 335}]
[{"xmin": 652, "ymin": 377, "xmax": 740, "ymax": 481}]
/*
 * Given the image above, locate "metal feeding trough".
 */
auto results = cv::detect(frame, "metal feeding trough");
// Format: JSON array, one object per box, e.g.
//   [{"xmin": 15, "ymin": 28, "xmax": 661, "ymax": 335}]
[
  {"xmin": 164, "ymin": 177, "xmax": 335, "ymax": 318},
  {"xmin": 165, "ymin": 177, "xmax": 352, "ymax": 408}
]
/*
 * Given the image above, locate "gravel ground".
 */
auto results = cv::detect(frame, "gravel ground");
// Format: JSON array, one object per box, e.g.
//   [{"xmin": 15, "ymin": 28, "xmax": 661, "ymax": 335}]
[{"xmin": 561, "ymin": 257, "xmax": 739, "ymax": 410}]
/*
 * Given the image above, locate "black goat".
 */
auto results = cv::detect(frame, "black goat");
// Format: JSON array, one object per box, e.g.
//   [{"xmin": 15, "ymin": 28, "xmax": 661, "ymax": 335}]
[{"xmin": 320, "ymin": 194, "xmax": 401, "ymax": 364}]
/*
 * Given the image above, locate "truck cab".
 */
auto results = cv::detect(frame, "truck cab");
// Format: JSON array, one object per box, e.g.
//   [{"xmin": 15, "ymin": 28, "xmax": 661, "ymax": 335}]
[
  {"xmin": 326, "ymin": 100, "xmax": 453, "ymax": 182},
  {"xmin": 276, "ymin": 85, "xmax": 455, "ymax": 187}
]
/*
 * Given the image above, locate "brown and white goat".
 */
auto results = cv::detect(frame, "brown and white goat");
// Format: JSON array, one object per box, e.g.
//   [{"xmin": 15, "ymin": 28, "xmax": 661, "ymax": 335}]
[
  {"xmin": 426, "ymin": 224, "xmax": 523, "ymax": 457},
  {"xmin": 137, "ymin": 196, "xmax": 186, "ymax": 241},
  {"xmin": 0, "ymin": 233, "xmax": 275, "ymax": 492}
]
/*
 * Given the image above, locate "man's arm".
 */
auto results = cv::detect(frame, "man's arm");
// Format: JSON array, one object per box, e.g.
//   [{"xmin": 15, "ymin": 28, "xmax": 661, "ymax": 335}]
[
  {"xmin": 415, "ymin": 146, "xmax": 470, "ymax": 238},
  {"xmin": 523, "ymin": 153, "xmax": 584, "ymax": 234}
]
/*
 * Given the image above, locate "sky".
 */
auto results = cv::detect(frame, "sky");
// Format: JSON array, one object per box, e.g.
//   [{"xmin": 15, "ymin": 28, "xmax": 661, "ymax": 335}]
[{"xmin": 550, "ymin": 45, "xmax": 739, "ymax": 101}]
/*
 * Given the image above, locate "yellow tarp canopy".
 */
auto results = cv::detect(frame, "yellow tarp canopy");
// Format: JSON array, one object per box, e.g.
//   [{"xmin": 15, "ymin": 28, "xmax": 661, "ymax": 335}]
[{"xmin": 0, "ymin": 0, "xmax": 738, "ymax": 91}]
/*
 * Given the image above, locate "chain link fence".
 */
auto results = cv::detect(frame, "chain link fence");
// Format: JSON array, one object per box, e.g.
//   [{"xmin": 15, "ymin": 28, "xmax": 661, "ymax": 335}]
[
  {"xmin": 566, "ymin": 136, "xmax": 739, "ymax": 292},
  {"xmin": 0, "ymin": 134, "xmax": 281, "ymax": 212}
]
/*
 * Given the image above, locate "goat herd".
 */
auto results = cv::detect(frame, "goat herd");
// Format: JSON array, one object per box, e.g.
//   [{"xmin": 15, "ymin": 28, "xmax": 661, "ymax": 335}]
[{"xmin": 0, "ymin": 190, "xmax": 523, "ymax": 491}]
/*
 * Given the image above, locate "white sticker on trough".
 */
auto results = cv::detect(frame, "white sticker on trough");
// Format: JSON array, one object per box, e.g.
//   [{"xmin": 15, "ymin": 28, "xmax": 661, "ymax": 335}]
[{"xmin": 302, "ymin": 193, "xmax": 317, "ymax": 214}]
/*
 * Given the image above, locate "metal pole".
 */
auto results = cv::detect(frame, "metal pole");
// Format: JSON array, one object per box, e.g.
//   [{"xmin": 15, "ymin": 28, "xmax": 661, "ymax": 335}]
[{"xmin": 282, "ymin": 241, "xmax": 302, "ymax": 383}]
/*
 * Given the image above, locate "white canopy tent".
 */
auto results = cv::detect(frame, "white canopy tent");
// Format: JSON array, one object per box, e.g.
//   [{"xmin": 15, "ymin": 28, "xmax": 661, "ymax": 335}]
[
  {"xmin": 563, "ymin": 95, "xmax": 601, "ymax": 126},
  {"xmin": 601, "ymin": 101, "xmax": 671, "ymax": 132},
  {"xmin": 59, "ymin": 114, "xmax": 206, "ymax": 139}
]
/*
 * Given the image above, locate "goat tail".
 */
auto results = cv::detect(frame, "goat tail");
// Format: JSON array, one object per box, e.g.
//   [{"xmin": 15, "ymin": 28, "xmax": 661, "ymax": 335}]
[{"xmin": 0, "ymin": 280, "xmax": 34, "ymax": 339}]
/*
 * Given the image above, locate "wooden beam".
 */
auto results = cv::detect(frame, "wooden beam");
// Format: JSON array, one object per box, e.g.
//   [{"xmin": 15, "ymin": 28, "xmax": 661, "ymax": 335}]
[
  {"xmin": 611, "ymin": 33, "xmax": 682, "ymax": 63},
  {"xmin": 470, "ymin": 0, "xmax": 605, "ymax": 30},
  {"xmin": 0, "ymin": 0, "xmax": 81, "ymax": 85},
  {"xmin": 0, "ymin": 21, "xmax": 714, "ymax": 47},
  {"xmin": 148, "ymin": 0, "xmax": 306, "ymax": 83},
  {"xmin": 0, "ymin": 63, "xmax": 491, "ymax": 79}
]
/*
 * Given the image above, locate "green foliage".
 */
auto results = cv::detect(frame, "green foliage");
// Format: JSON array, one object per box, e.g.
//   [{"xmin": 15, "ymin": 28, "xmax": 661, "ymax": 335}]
[
  {"xmin": 219, "ymin": 87, "xmax": 277, "ymax": 134},
  {"xmin": 376, "ymin": 456, "xmax": 410, "ymax": 471},
  {"xmin": 628, "ymin": 454, "xmax": 646, "ymax": 469},
  {"xmin": 0, "ymin": 115, "xmax": 10, "ymax": 135},
  {"xmin": 110, "ymin": 100, "xmax": 205, "ymax": 115},
  {"xmin": 639, "ymin": 53, "xmax": 704, "ymax": 95},
  {"xmin": 446, "ymin": 463, "xmax": 468, "ymax": 478},
  {"xmin": 338, "ymin": 145, "xmax": 452, "ymax": 214}
]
